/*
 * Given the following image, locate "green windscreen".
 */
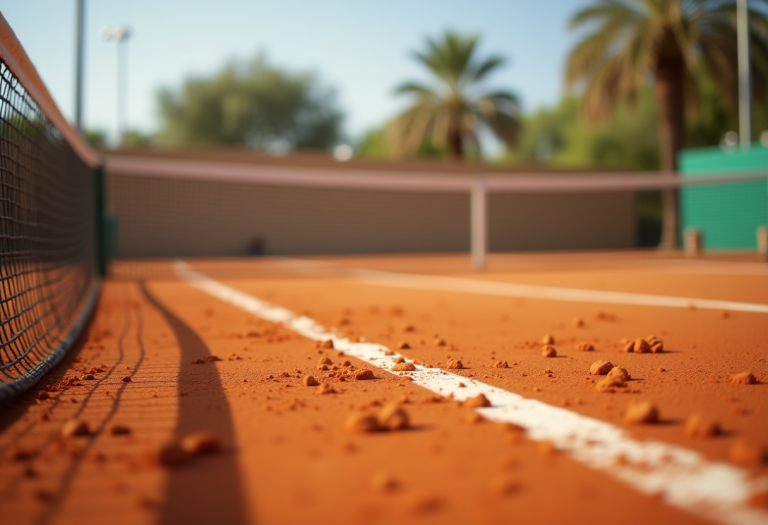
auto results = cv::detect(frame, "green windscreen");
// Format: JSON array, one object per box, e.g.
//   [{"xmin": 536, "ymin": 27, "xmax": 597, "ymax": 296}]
[{"xmin": 679, "ymin": 145, "xmax": 768, "ymax": 250}]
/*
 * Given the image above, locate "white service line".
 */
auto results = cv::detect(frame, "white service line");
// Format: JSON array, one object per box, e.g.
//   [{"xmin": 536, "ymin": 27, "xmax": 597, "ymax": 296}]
[
  {"xmin": 174, "ymin": 261, "xmax": 768, "ymax": 525},
  {"xmin": 348, "ymin": 269, "xmax": 768, "ymax": 314}
]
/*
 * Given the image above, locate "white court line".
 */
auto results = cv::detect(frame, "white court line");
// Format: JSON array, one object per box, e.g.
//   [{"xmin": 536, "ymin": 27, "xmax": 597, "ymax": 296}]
[
  {"xmin": 174, "ymin": 260, "xmax": 768, "ymax": 525},
  {"xmin": 347, "ymin": 269, "xmax": 768, "ymax": 314}
]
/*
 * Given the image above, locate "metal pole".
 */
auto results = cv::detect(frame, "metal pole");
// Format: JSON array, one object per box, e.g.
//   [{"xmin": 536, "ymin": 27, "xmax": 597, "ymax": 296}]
[
  {"xmin": 738, "ymin": 0, "xmax": 752, "ymax": 149},
  {"xmin": 117, "ymin": 38, "xmax": 126, "ymax": 147},
  {"xmin": 74, "ymin": 0, "xmax": 85, "ymax": 131},
  {"xmin": 471, "ymin": 176, "xmax": 487, "ymax": 271}
]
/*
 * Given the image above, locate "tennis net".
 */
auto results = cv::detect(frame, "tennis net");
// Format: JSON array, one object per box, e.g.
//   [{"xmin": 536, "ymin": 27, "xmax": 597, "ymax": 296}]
[
  {"xmin": 0, "ymin": 15, "xmax": 101, "ymax": 400},
  {"xmin": 103, "ymin": 149, "xmax": 768, "ymax": 271}
]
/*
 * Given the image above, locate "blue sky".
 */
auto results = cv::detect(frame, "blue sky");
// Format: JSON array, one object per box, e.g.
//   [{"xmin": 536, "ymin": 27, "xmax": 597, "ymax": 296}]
[{"xmin": 0, "ymin": 0, "xmax": 590, "ymax": 145}]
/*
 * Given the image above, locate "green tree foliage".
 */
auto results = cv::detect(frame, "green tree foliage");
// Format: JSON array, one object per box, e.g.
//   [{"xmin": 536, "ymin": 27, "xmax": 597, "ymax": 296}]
[
  {"xmin": 123, "ymin": 129, "xmax": 155, "ymax": 148},
  {"xmin": 83, "ymin": 129, "xmax": 108, "ymax": 148},
  {"xmin": 157, "ymin": 54, "xmax": 343, "ymax": 150},
  {"xmin": 565, "ymin": 0, "xmax": 768, "ymax": 249},
  {"xmin": 390, "ymin": 31, "xmax": 521, "ymax": 161},
  {"xmin": 508, "ymin": 88, "xmax": 659, "ymax": 170},
  {"xmin": 686, "ymin": 68, "xmax": 768, "ymax": 148},
  {"xmin": 358, "ymin": 124, "xmax": 447, "ymax": 159}
]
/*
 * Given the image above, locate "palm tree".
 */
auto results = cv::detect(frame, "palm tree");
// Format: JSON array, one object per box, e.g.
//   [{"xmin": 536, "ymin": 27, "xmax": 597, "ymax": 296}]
[
  {"xmin": 566, "ymin": 0, "xmax": 768, "ymax": 249},
  {"xmin": 390, "ymin": 31, "xmax": 521, "ymax": 162}
]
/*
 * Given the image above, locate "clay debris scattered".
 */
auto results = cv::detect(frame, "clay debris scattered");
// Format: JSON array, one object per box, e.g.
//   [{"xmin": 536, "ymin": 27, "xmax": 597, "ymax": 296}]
[
  {"xmin": 345, "ymin": 403, "xmax": 410, "ymax": 433},
  {"xmin": 150, "ymin": 431, "xmax": 223, "ymax": 468},
  {"xmin": 623, "ymin": 335, "xmax": 663, "ymax": 353}
]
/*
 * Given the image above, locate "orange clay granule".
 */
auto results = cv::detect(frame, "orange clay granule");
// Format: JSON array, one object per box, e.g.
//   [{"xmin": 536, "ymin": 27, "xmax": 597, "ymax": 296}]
[
  {"xmin": 590, "ymin": 360, "xmax": 613, "ymax": 375},
  {"xmin": 731, "ymin": 371, "xmax": 757, "ymax": 385},
  {"xmin": 541, "ymin": 346, "xmax": 557, "ymax": 358},
  {"xmin": 464, "ymin": 393, "xmax": 492, "ymax": 408},
  {"xmin": 354, "ymin": 370, "xmax": 375, "ymax": 380},
  {"xmin": 684, "ymin": 413, "xmax": 721, "ymax": 438},
  {"xmin": 377, "ymin": 404, "xmax": 410, "ymax": 430},
  {"xmin": 61, "ymin": 420, "xmax": 90, "ymax": 438},
  {"xmin": 624, "ymin": 401, "xmax": 659, "ymax": 424},
  {"xmin": 607, "ymin": 366, "xmax": 630, "ymax": 381},
  {"xmin": 180, "ymin": 431, "xmax": 222, "ymax": 455},
  {"xmin": 344, "ymin": 412, "xmax": 381, "ymax": 433},
  {"xmin": 446, "ymin": 358, "xmax": 464, "ymax": 369}
]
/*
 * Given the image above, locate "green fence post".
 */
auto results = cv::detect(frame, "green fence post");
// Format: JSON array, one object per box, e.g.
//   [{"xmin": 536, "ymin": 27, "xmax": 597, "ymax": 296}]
[{"xmin": 94, "ymin": 165, "xmax": 106, "ymax": 277}]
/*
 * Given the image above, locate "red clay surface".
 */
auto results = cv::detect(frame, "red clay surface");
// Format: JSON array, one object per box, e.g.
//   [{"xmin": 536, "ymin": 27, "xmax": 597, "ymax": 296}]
[{"xmin": 1, "ymin": 252, "xmax": 766, "ymax": 525}]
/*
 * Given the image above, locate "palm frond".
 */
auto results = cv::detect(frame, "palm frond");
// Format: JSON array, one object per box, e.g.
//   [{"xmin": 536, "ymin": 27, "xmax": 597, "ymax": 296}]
[{"xmin": 391, "ymin": 31, "xmax": 520, "ymax": 159}]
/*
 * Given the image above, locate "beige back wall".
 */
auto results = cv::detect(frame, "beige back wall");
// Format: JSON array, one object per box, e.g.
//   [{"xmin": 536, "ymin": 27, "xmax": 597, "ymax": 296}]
[{"xmin": 106, "ymin": 172, "xmax": 636, "ymax": 257}]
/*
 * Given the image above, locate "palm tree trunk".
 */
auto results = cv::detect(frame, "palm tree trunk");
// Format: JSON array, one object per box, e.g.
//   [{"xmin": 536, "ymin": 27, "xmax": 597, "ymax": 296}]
[
  {"xmin": 448, "ymin": 125, "xmax": 463, "ymax": 162},
  {"xmin": 654, "ymin": 57, "xmax": 684, "ymax": 250}
]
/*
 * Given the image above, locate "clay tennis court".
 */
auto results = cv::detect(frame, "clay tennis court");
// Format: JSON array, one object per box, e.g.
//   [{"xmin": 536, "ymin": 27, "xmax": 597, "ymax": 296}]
[{"xmin": 1, "ymin": 251, "xmax": 766, "ymax": 525}]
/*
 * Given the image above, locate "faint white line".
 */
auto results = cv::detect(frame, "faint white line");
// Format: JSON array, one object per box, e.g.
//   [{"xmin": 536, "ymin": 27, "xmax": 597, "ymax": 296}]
[
  {"xmin": 348, "ymin": 269, "xmax": 768, "ymax": 314},
  {"xmin": 175, "ymin": 259, "xmax": 768, "ymax": 525}
]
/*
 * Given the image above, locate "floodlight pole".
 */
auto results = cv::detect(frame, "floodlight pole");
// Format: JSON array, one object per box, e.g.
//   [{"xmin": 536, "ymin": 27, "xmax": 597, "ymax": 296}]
[
  {"xmin": 74, "ymin": 0, "xmax": 85, "ymax": 132},
  {"xmin": 471, "ymin": 177, "xmax": 487, "ymax": 271},
  {"xmin": 101, "ymin": 26, "xmax": 130, "ymax": 147},
  {"xmin": 737, "ymin": 0, "xmax": 752, "ymax": 149}
]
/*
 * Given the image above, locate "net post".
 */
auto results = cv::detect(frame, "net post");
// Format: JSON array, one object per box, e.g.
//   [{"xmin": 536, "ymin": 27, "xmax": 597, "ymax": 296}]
[
  {"xmin": 471, "ymin": 176, "xmax": 487, "ymax": 271},
  {"xmin": 94, "ymin": 165, "xmax": 107, "ymax": 277}
]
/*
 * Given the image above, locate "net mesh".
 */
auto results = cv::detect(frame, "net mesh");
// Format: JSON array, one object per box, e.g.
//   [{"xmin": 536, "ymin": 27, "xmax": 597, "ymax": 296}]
[{"xmin": 0, "ymin": 60, "xmax": 98, "ymax": 400}]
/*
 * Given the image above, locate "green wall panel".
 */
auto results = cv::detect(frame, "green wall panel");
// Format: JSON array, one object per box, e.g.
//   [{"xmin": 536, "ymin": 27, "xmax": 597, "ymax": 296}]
[{"xmin": 678, "ymin": 146, "xmax": 768, "ymax": 250}]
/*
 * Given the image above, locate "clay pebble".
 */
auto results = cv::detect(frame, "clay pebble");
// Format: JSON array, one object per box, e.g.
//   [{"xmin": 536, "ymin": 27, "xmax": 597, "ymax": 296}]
[
  {"xmin": 590, "ymin": 360, "xmax": 614, "ymax": 375},
  {"xmin": 624, "ymin": 401, "xmax": 659, "ymax": 424},
  {"xmin": 344, "ymin": 412, "xmax": 382, "ymax": 433},
  {"xmin": 464, "ymin": 393, "xmax": 491, "ymax": 408},
  {"xmin": 731, "ymin": 371, "xmax": 757, "ymax": 385},
  {"xmin": 109, "ymin": 424, "xmax": 131, "ymax": 436},
  {"xmin": 607, "ymin": 366, "xmax": 630, "ymax": 381},
  {"xmin": 393, "ymin": 362, "xmax": 416, "ymax": 372},
  {"xmin": 316, "ymin": 383, "xmax": 336, "ymax": 395},
  {"xmin": 446, "ymin": 358, "xmax": 464, "ymax": 370},
  {"xmin": 61, "ymin": 420, "xmax": 90, "ymax": 438},
  {"xmin": 378, "ymin": 403, "xmax": 410, "ymax": 430},
  {"xmin": 541, "ymin": 346, "xmax": 557, "ymax": 358},
  {"xmin": 684, "ymin": 413, "xmax": 721, "ymax": 438},
  {"xmin": 595, "ymin": 376, "xmax": 626, "ymax": 393},
  {"xmin": 355, "ymin": 369, "xmax": 375, "ymax": 380},
  {"xmin": 153, "ymin": 441, "xmax": 190, "ymax": 467},
  {"xmin": 180, "ymin": 431, "xmax": 222, "ymax": 455}
]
